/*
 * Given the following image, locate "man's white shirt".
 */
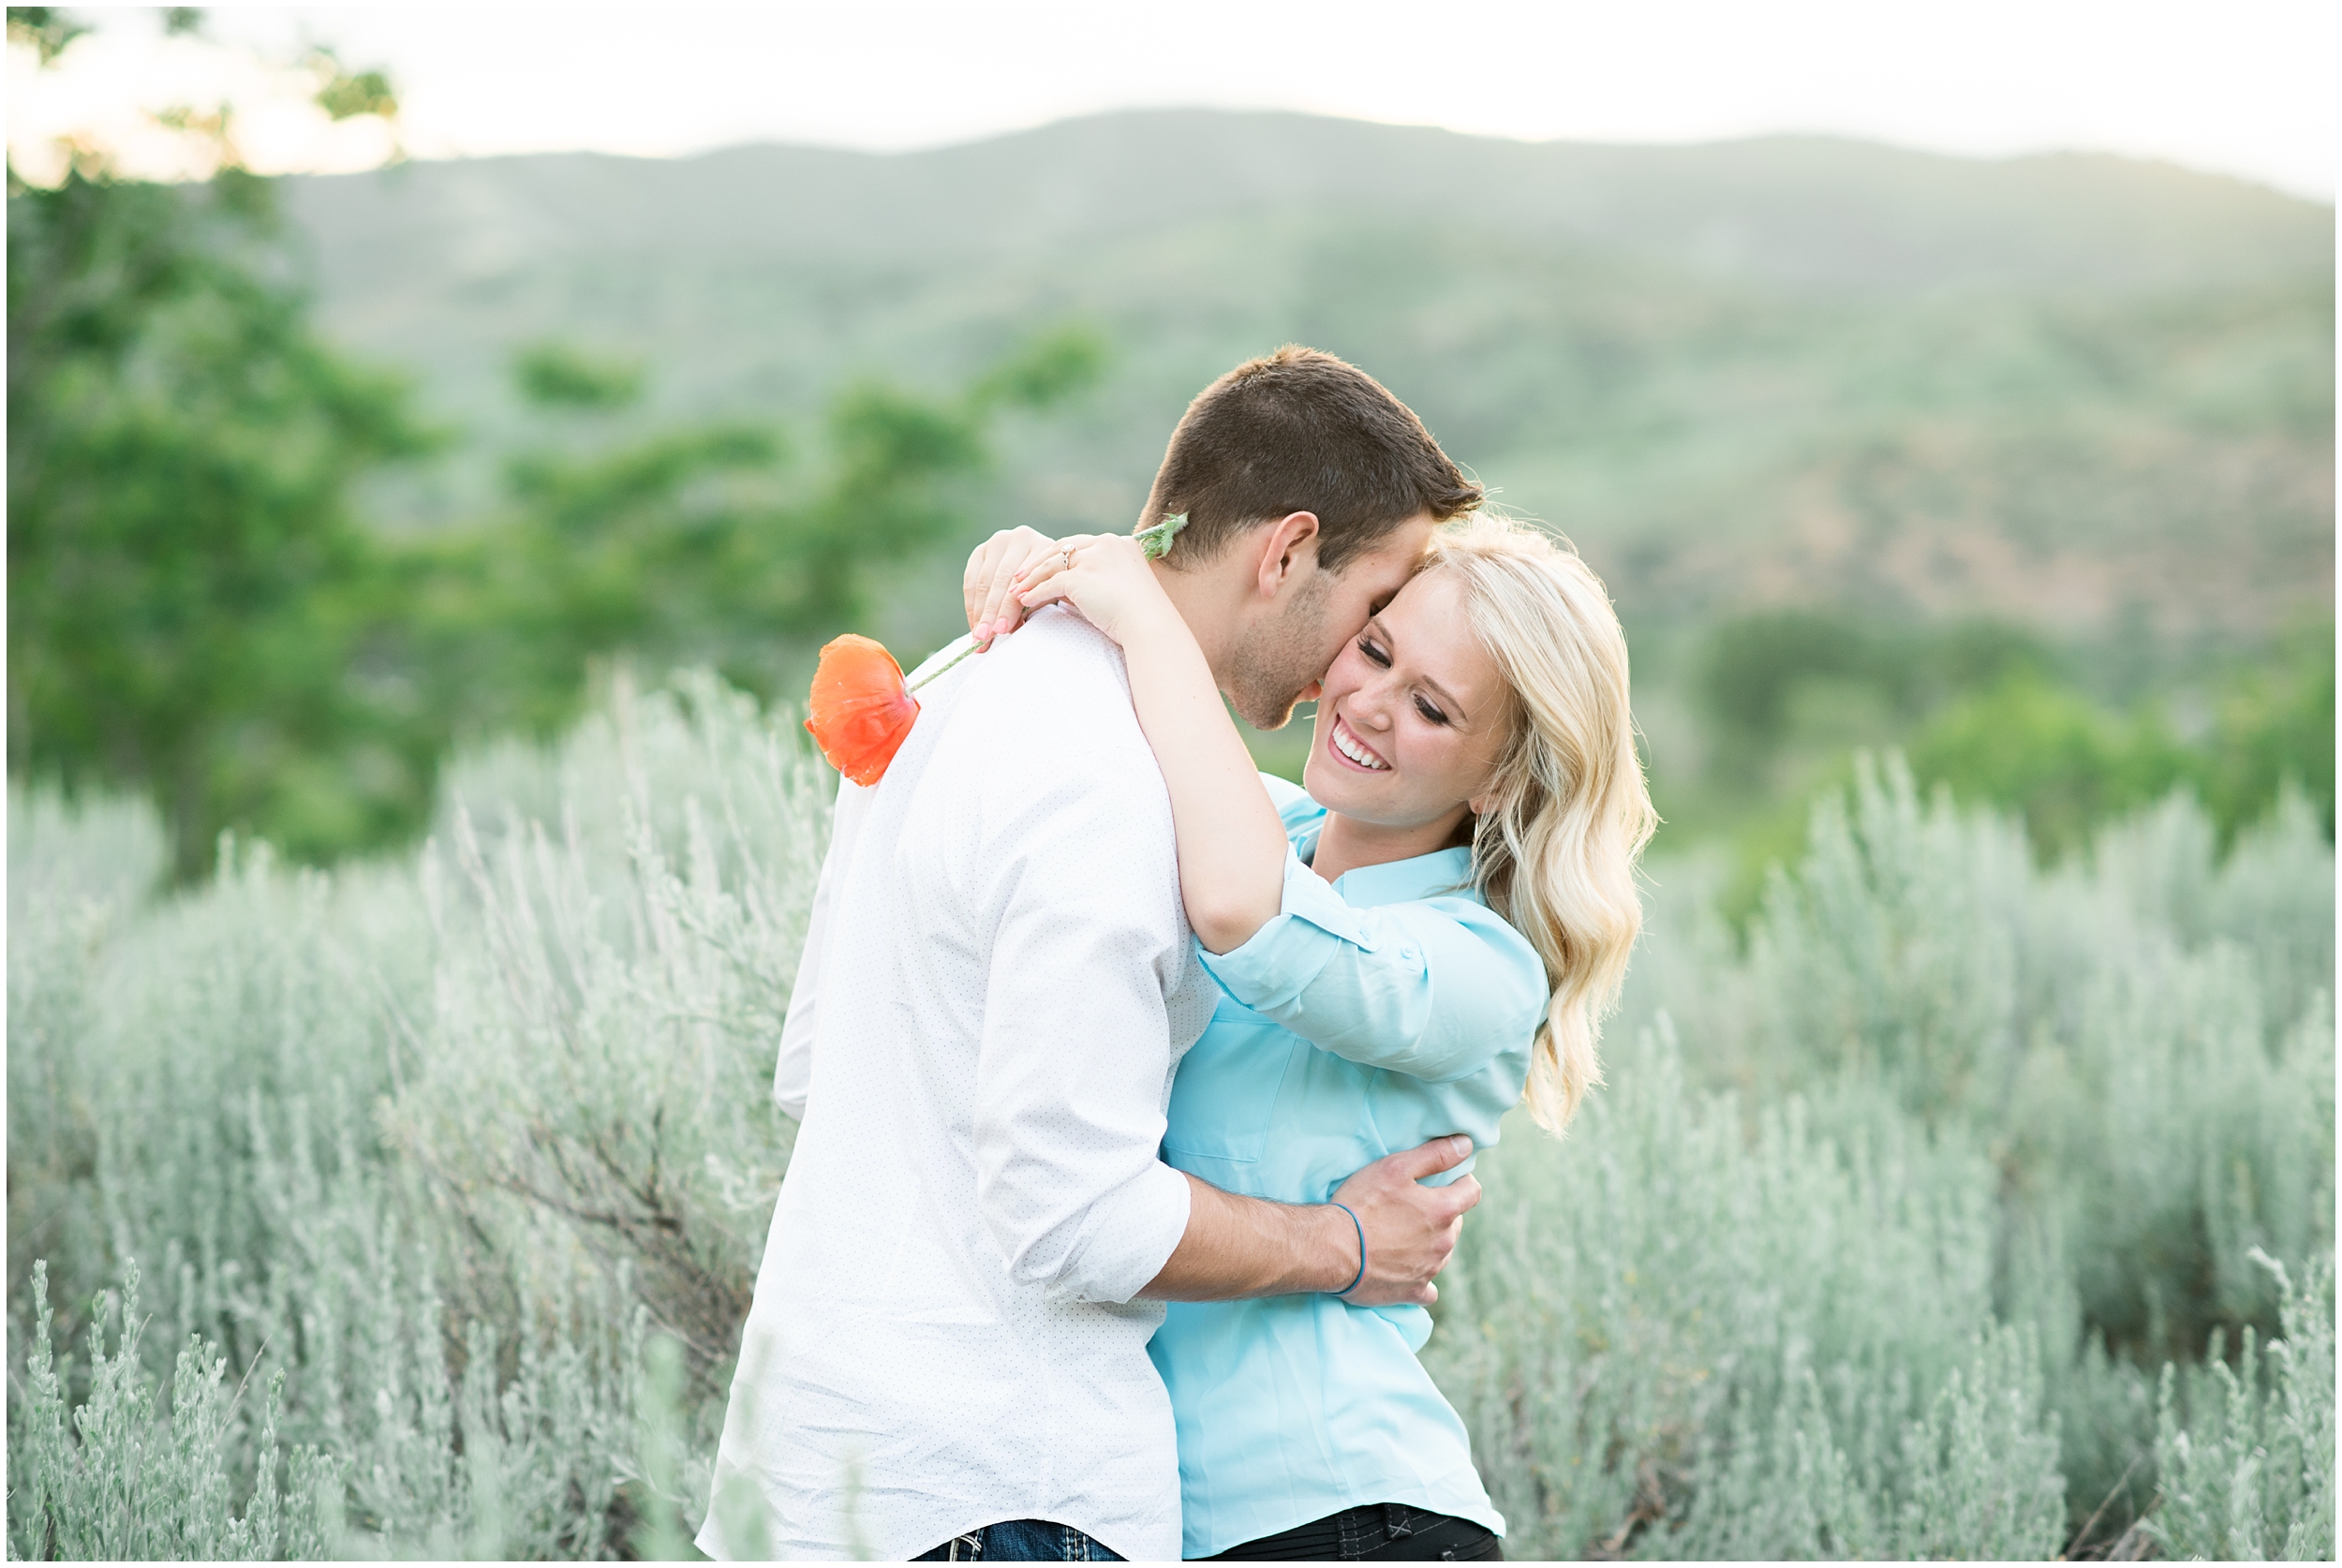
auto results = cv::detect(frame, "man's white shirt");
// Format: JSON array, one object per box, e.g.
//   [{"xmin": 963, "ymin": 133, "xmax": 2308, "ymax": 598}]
[{"xmin": 699, "ymin": 608, "xmax": 1217, "ymax": 1562}]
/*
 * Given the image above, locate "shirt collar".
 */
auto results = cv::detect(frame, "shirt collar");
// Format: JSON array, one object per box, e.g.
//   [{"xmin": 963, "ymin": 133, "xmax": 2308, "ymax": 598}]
[
  {"xmin": 1285, "ymin": 787, "xmax": 1480, "ymax": 906},
  {"xmin": 1324, "ymin": 844, "xmax": 1478, "ymax": 907}
]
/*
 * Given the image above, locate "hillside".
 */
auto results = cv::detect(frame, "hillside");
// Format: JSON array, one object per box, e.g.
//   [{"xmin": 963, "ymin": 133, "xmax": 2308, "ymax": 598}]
[{"xmin": 283, "ymin": 109, "xmax": 2334, "ymax": 648}]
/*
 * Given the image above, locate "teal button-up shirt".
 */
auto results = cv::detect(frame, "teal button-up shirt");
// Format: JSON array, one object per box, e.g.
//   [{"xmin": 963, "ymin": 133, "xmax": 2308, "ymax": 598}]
[{"xmin": 1149, "ymin": 777, "xmax": 1547, "ymax": 1559}]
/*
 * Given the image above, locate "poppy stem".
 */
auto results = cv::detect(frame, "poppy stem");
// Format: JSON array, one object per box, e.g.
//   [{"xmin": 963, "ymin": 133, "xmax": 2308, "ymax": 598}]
[{"xmin": 907, "ymin": 635, "xmax": 986, "ymax": 693}]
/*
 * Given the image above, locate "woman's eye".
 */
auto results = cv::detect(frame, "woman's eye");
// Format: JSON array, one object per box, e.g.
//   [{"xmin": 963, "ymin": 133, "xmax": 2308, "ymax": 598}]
[
  {"xmin": 1415, "ymin": 696, "xmax": 1449, "ymax": 726},
  {"xmin": 1358, "ymin": 637, "xmax": 1390, "ymax": 667}
]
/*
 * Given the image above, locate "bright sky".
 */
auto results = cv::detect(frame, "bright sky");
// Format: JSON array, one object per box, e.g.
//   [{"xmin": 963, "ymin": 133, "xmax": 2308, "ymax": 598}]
[{"xmin": 9, "ymin": 2, "xmax": 2335, "ymax": 199}]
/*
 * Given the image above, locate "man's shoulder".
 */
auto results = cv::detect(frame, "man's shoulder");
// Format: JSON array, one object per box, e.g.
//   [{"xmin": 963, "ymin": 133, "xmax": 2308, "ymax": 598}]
[
  {"xmin": 890, "ymin": 609, "xmax": 1156, "ymax": 826},
  {"xmin": 979, "ymin": 606, "xmax": 1125, "ymax": 680},
  {"xmin": 955, "ymin": 609, "xmax": 1142, "ymax": 732}
]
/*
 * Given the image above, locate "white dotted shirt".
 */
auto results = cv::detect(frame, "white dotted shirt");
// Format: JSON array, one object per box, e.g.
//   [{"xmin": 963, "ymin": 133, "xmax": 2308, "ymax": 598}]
[{"xmin": 700, "ymin": 607, "xmax": 1216, "ymax": 1563}]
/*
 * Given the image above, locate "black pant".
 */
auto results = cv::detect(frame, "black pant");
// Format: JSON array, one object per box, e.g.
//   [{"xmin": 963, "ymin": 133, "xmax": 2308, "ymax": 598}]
[{"xmin": 1207, "ymin": 1503, "xmax": 1503, "ymax": 1561}]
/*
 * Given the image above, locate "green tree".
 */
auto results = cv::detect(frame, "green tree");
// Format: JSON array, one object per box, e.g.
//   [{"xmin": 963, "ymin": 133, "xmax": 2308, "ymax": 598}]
[
  {"xmin": 1906, "ymin": 672, "xmax": 2193, "ymax": 856},
  {"xmin": 8, "ymin": 9, "xmax": 1108, "ymax": 872},
  {"xmin": 382, "ymin": 324, "xmax": 1104, "ymax": 748},
  {"xmin": 2200, "ymin": 616, "xmax": 2335, "ymax": 840},
  {"xmin": 7, "ymin": 7, "xmax": 434, "ymax": 876},
  {"xmin": 1693, "ymin": 609, "xmax": 2050, "ymax": 787}
]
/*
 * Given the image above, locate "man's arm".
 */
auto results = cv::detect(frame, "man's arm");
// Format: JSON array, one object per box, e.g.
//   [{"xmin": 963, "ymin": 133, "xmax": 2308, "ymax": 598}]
[
  {"xmin": 1140, "ymin": 1135, "xmax": 1481, "ymax": 1306},
  {"xmin": 968, "ymin": 750, "xmax": 1204, "ymax": 1304},
  {"xmin": 772, "ymin": 774, "xmax": 869, "ymax": 1119}
]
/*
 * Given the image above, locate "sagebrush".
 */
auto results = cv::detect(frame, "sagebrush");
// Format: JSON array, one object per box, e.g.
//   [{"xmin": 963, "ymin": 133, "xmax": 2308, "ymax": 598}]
[{"xmin": 8, "ymin": 681, "xmax": 2332, "ymax": 1559}]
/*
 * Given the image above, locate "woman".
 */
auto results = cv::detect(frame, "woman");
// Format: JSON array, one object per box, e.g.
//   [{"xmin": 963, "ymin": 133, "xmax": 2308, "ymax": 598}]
[{"xmin": 974, "ymin": 512, "xmax": 1655, "ymax": 1561}]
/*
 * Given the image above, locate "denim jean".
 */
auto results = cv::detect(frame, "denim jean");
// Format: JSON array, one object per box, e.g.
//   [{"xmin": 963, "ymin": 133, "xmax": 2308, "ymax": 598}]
[{"xmin": 914, "ymin": 1518, "xmax": 1125, "ymax": 1561}]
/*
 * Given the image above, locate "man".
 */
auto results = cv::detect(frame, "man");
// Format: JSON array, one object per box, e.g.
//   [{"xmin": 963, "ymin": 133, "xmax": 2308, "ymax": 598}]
[{"xmin": 701, "ymin": 348, "xmax": 1487, "ymax": 1562}]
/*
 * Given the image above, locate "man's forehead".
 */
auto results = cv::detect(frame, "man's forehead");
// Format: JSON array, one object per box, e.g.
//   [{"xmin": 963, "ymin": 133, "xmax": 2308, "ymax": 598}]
[{"xmin": 1362, "ymin": 515, "xmax": 1440, "ymax": 596}]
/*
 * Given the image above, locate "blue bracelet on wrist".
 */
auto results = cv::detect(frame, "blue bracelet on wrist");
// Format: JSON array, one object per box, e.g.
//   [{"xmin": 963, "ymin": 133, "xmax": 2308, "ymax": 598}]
[{"xmin": 1330, "ymin": 1202, "xmax": 1366, "ymax": 1295}]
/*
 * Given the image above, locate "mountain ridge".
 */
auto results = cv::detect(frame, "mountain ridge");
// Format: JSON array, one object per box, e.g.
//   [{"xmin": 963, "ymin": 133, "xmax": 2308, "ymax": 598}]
[
  {"xmin": 281, "ymin": 108, "xmax": 2333, "ymax": 646},
  {"xmin": 293, "ymin": 108, "xmax": 2332, "ymax": 302}
]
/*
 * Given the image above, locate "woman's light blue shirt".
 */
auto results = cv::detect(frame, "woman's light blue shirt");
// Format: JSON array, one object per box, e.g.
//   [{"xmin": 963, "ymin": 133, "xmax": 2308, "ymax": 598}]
[{"xmin": 1149, "ymin": 777, "xmax": 1547, "ymax": 1560}]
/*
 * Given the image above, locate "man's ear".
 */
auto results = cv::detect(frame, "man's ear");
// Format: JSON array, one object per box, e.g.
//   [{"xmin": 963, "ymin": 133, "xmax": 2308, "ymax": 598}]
[{"xmin": 1252, "ymin": 511, "xmax": 1322, "ymax": 600}]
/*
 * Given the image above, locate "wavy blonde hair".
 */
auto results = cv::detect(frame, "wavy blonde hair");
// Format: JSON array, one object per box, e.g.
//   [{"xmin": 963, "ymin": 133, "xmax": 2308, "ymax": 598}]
[{"xmin": 1428, "ymin": 514, "xmax": 1658, "ymax": 1134}]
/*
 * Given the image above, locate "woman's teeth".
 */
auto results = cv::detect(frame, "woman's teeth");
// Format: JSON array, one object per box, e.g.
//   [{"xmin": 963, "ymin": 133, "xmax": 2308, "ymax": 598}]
[{"xmin": 1332, "ymin": 717, "xmax": 1389, "ymax": 771}]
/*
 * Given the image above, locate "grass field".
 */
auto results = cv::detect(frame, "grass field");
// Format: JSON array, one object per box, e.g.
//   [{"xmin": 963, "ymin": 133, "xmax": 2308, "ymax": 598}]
[{"xmin": 7, "ymin": 673, "xmax": 2332, "ymax": 1560}]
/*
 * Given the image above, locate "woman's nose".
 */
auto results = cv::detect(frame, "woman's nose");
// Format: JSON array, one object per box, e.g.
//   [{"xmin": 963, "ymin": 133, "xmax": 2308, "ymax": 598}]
[{"xmin": 1352, "ymin": 681, "xmax": 1399, "ymax": 731}]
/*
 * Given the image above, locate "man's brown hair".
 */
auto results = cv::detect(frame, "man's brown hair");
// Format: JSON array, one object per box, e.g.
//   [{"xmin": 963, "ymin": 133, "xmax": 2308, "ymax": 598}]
[{"xmin": 1139, "ymin": 346, "xmax": 1482, "ymax": 574}]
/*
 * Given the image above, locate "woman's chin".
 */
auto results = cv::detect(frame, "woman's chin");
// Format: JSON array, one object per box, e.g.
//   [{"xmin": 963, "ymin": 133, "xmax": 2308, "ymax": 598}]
[
  {"xmin": 1299, "ymin": 750, "xmax": 1351, "ymax": 813},
  {"xmin": 1300, "ymin": 750, "xmax": 1379, "ymax": 818},
  {"xmin": 1299, "ymin": 749, "xmax": 1330, "ymax": 805}
]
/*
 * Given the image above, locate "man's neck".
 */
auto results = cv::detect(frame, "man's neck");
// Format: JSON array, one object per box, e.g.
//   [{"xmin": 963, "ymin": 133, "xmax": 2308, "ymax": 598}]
[{"xmin": 1149, "ymin": 558, "xmax": 1243, "ymax": 689}]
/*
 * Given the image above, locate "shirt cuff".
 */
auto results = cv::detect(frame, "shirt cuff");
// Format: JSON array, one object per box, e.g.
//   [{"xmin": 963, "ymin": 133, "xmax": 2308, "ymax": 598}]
[
  {"xmin": 1197, "ymin": 847, "xmax": 1374, "ymax": 1012},
  {"xmin": 1069, "ymin": 1158, "xmax": 1193, "ymax": 1304}
]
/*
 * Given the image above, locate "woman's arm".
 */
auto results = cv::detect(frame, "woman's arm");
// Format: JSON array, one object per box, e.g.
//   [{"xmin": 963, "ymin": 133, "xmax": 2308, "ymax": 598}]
[
  {"xmin": 966, "ymin": 531, "xmax": 1549, "ymax": 1081},
  {"xmin": 1200, "ymin": 881, "xmax": 1549, "ymax": 1082},
  {"xmin": 1014, "ymin": 534, "xmax": 1290, "ymax": 953}
]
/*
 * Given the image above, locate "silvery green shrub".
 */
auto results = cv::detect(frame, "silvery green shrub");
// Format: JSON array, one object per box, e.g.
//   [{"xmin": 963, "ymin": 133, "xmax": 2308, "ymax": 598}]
[
  {"xmin": 2148, "ymin": 1253, "xmax": 2335, "ymax": 1561},
  {"xmin": 8, "ymin": 686, "xmax": 2331, "ymax": 1560},
  {"xmin": 1425, "ymin": 1031, "xmax": 2067, "ymax": 1560}
]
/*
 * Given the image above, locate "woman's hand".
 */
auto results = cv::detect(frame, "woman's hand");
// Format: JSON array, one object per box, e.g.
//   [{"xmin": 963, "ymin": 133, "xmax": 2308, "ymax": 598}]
[
  {"xmin": 963, "ymin": 526, "xmax": 1063, "ymax": 644},
  {"xmin": 1014, "ymin": 533, "xmax": 1178, "ymax": 646}
]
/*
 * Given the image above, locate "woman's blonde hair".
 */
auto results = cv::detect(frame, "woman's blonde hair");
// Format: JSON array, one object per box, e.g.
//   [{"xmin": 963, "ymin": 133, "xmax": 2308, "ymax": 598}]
[{"xmin": 1428, "ymin": 514, "xmax": 1658, "ymax": 1134}]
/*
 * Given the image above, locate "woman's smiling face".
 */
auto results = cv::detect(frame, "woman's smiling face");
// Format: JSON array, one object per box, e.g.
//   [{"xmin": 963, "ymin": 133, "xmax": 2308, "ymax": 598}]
[{"xmin": 1301, "ymin": 567, "xmax": 1513, "ymax": 836}]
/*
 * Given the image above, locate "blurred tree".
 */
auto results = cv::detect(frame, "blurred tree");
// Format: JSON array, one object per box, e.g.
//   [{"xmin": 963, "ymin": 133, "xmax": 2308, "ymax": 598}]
[
  {"xmin": 1906, "ymin": 624, "xmax": 2333, "ymax": 858},
  {"xmin": 7, "ymin": 9, "xmax": 1109, "ymax": 873},
  {"xmin": 7, "ymin": 6, "xmax": 84, "ymax": 64},
  {"xmin": 1906, "ymin": 673, "xmax": 2192, "ymax": 857},
  {"xmin": 384, "ymin": 325, "xmax": 1104, "ymax": 746},
  {"xmin": 2199, "ymin": 615, "xmax": 2335, "ymax": 839},
  {"xmin": 512, "ymin": 339, "xmax": 646, "ymax": 411},
  {"xmin": 7, "ymin": 6, "xmax": 435, "ymax": 876},
  {"xmin": 1696, "ymin": 608, "xmax": 2055, "ymax": 789},
  {"xmin": 1697, "ymin": 612, "xmax": 1860, "ymax": 781}
]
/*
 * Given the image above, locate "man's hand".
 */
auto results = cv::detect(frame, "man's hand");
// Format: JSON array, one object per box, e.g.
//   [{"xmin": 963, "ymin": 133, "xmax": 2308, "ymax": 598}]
[
  {"xmin": 1138, "ymin": 1134, "xmax": 1480, "ymax": 1303},
  {"xmin": 1333, "ymin": 1134, "xmax": 1480, "ymax": 1307}
]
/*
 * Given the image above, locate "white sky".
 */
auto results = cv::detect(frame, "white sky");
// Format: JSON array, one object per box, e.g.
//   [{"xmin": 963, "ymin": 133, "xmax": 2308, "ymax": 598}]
[{"xmin": 9, "ymin": 2, "xmax": 2336, "ymax": 199}]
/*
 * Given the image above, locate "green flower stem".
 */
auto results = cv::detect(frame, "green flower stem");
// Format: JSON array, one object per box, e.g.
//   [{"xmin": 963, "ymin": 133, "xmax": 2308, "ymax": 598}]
[
  {"xmin": 1137, "ymin": 510, "xmax": 1189, "ymax": 560},
  {"xmin": 907, "ymin": 636, "xmax": 986, "ymax": 693}
]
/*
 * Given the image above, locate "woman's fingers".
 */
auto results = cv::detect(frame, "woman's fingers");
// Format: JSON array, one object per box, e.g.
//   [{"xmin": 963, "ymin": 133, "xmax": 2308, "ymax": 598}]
[
  {"xmin": 964, "ymin": 526, "xmax": 1058, "ymax": 639},
  {"xmin": 1015, "ymin": 568, "xmax": 1077, "ymax": 608},
  {"xmin": 973, "ymin": 549, "xmax": 1032, "ymax": 640},
  {"xmin": 1014, "ymin": 533, "xmax": 1104, "ymax": 581},
  {"xmin": 963, "ymin": 533, "xmax": 1009, "ymax": 631},
  {"xmin": 1008, "ymin": 534, "xmax": 1097, "ymax": 610}
]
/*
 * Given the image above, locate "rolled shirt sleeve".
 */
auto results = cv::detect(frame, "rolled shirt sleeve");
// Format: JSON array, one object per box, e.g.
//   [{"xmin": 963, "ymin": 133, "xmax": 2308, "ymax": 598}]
[
  {"xmin": 971, "ymin": 756, "xmax": 1197, "ymax": 1305},
  {"xmin": 1199, "ymin": 846, "xmax": 1549, "ymax": 1083}
]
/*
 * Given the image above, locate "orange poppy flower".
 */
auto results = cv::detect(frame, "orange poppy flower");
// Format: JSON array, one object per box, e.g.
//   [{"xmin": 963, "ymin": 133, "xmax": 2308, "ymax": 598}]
[
  {"xmin": 804, "ymin": 634, "xmax": 920, "ymax": 786},
  {"xmin": 804, "ymin": 518, "xmax": 1187, "ymax": 787}
]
